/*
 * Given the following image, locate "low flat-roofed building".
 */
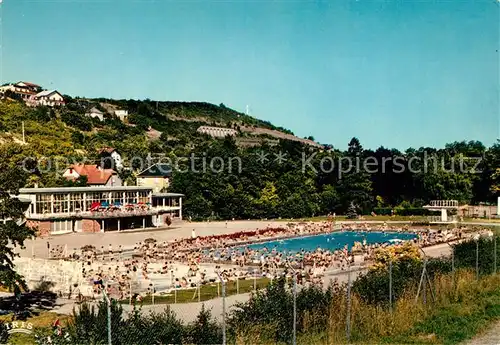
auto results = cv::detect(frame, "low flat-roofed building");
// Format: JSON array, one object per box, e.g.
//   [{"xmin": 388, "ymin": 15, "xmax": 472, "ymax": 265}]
[{"xmin": 17, "ymin": 186, "xmax": 183, "ymax": 236}]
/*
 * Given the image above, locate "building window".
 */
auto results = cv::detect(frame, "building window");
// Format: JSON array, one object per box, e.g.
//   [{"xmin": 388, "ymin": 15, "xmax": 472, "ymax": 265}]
[
  {"xmin": 138, "ymin": 191, "xmax": 149, "ymax": 204},
  {"xmin": 111, "ymin": 192, "xmax": 122, "ymax": 205},
  {"xmin": 53, "ymin": 194, "xmax": 69, "ymax": 213},
  {"xmin": 125, "ymin": 192, "xmax": 137, "ymax": 204},
  {"xmin": 70, "ymin": 193, "xmax": 83, "ymax": 212},
  {"xmin": 50, "ymin": 220, "xmax": 71, "ymax": 233},
  {"xmin": 36, "ymin": 194, "xmax": 51, "ymax": 214},
  {"xmin": 85, "ymin": 192, "xmax": 107, "ymax": 210}
]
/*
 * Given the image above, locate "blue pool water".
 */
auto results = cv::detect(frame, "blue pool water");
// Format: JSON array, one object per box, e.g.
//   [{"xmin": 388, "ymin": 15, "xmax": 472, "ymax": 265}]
[{"xmin": 242, "ymin": 231, "xmax": 417, "ymax": 253}]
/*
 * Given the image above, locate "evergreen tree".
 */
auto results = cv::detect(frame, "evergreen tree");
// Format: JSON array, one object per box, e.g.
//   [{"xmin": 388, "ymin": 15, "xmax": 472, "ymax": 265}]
[{"xmin": 337, "ymin": 138, "xmax": 373, "ymax": 214}]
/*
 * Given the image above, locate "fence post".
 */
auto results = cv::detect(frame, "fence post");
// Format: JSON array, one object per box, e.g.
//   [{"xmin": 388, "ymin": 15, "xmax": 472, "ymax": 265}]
[
  {"xmin": 476, "ymin": 237, "xmax": 480, "ymax": 280},
  {"xmin": 446, "ymin": 242, "xmax": 455, "ymax": 288},
  {"xmin": 389, "ymin": 257, "xmax": 393, "ymax": 313},
  {"xmin": 152, "ymin": 281, "xmax": 155, "ymax": 305},
  {"xmin": 216, "ymin": 272, "xmax": 226, "ymax": 345},
  {"xmin": 451, "ymin": 245, "xmax": 455, "ymax": 278},
  {"xmin": 494, "ymin": 236, "xmax": 497, "ymax": 275},
  {"xmin": 286, "ymin": 261, "xmax": 297, "ymax": 345},
  {"xmin": 254, "ymin": 270, "xmax": 257, "ymax": 291},
  {"xmin": 198, "ymin": 280, "xmax": 201, "ymax": 302},
  {"xmin": 236, "ymin": 276, "xmax": 239, "ymax": 294},
  {"xmin": 129, "ymin": 281, "xmax": 132, "ymax": 305},
  {"xmin": 346, "ymin": 262, "xmax": 352, "ymax": 343},
  {"xmin": 422, "ymin": 272, "xmax": 426, "ymax": 305},
  {"xmin": 103, "ymin": 283, "xmax": 112, "ymax": 345}
]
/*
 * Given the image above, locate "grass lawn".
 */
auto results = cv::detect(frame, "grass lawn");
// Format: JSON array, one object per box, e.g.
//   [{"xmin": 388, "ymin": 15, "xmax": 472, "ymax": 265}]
[{"xmin": 120, "ymin": 277, "xmax": 271, "ymax": 305}]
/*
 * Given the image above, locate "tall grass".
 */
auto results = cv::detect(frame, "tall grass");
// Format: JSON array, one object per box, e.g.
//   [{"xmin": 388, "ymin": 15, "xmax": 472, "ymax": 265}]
[
  {"xmin": 235, "ymin": 269, "xmax": 500, "ymax": 344},
  {"xmin": 317, "ymin": 270, "xmax": 500, "ymax": 344}
]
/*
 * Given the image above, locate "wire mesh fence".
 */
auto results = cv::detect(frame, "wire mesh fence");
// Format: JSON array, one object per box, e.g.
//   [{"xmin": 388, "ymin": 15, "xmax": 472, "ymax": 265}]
[{"xmin": 15, "ymin": 235, "xmax": 500, "ymax": 345}]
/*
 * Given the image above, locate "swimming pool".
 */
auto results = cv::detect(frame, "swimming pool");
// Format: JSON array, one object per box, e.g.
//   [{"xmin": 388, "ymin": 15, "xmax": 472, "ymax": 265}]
[{"xmin": 242, "ymin": 231, "xmax": 417, "ymax": 253}]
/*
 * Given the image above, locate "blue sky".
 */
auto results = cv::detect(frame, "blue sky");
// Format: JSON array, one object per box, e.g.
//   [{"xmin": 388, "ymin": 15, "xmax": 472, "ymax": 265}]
[{"xmin": 1, "ymin": 0, "xmax": 498, "ymax": 150}]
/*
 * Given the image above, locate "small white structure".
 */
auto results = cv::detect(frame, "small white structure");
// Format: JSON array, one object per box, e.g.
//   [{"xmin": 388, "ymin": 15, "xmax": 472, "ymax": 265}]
[
  {"xmin": 197, "ymin": 126, "xmax": 237, "ymax": 138},
  {"xmin": 85, "ymin": 107, "xmax": 104, "ymax": 121},
  {"xmin": 0, "ymin": 81, "xmax": 41, "ymax": 101},
  {"xmin": 423, "ymin": 200, "xmax": 459, "ymax": 223},
  {"xmin": 498, "ymin": 197, "xmax": 500, "ymax": 218},
  {"xmin": 114, "ymin": 109, "xmax": 128, "ymax": 122},
  {"xmin": 99, "ymin": 147, "xmax": 123, "ymax": 171}
]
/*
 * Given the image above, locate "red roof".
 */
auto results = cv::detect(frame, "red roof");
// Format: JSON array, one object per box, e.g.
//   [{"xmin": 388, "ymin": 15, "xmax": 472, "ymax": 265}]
[{"xmin": 67, "ymin": 164, "xmax": 116, "ymax": 185}]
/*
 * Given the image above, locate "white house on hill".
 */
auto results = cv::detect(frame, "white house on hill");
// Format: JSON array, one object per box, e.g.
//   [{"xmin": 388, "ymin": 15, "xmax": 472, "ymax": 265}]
[
  {"xmin": 114, "ymin": 109, "xmax": 128, "ymax": 122},
  {"xmin": 32, "ymin": 90, "xmax": 65, "ymax": 107},
  {"xmin": 1, "ymin": 81, "xmax": 42, "ymax": 101},
  {"xmin": 99, "ymin": 147, "xmax": 123, "ymax": 171}
]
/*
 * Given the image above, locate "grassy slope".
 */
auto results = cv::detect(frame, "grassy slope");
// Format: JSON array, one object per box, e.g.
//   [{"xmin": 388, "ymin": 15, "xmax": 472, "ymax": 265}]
[{"xmin": 382, "ymin": 284, "xmax": 500, "ymax": 345}]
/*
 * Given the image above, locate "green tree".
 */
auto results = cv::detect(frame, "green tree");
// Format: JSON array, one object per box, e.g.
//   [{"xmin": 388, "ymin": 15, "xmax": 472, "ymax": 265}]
[
  {"xmin": 185, "ymin": 305, "xmax": 222, "ymax": 344},
  {"xmin": 0, "ymin": 150, "xmax": 36, "ymax": 291},
  {"xmin": 337, "ymin": 138, "xmax": 373, "ymax": 213},
  {"xmin": 70, "ymin": 131, "xmax": 85, "ymax": 146}
]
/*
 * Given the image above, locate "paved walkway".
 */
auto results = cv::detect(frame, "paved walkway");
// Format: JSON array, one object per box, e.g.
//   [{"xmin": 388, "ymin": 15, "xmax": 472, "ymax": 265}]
[
  {"xmin": 18, "ymin": 220, "xmax": 284, "ymax": 258},
  {"xmin": 19, "ymin": 220, "xmax": 497, "ymax": 259},
  {"xmin": 50, "ymin": 267, "xmax": 366, "ymax": 324},
  {"xmin": 462, "ymin": 320, "xmax": 500, "ymax": 345}
]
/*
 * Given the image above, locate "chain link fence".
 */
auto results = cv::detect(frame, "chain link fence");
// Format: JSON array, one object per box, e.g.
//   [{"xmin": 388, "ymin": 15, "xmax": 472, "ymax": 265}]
[{"xmin": 10, "ymin": 234, "xmax": 499, "ymax": 344}]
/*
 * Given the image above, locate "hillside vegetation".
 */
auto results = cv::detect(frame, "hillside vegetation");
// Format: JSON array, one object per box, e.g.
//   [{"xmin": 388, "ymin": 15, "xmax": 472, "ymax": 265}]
[{"xmin": 0, "ymin": 97, "xmax": 498, "ymax": 220}]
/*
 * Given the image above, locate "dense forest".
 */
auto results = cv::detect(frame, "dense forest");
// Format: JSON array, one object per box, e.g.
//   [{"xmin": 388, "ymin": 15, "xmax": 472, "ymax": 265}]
[{"xmin": 0, "ymin": 97, "xmax": 498, "ymax": 220}]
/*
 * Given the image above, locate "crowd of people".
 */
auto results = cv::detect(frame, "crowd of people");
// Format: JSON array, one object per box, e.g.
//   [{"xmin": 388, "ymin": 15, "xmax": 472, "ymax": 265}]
[{"xmin": 55, "ymin": 221, "xmax": 490, "ymax": 300}]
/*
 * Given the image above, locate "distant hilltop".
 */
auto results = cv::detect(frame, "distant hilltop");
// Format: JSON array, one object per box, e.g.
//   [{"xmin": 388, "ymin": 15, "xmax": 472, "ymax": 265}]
[
  {"xmin": 0, "ymin": 81, "xmax": 327, "ymax": 150},
  {"xmin": 0, "ymin": 81, "xmax": 328, "ymax": 149}
]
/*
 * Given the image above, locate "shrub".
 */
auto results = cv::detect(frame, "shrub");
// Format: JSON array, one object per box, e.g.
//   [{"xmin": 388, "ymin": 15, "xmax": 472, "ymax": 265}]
[
  {"xmin": 61, "ymin": 111, "xmax": 93, "ymax": 131},
  {"xmin": 353, "ymin": 254, "xmax": 452, "ymax": 306},
  {"xmin": 229, "ymin": 279, "xmax": 293, "ymax": 343},
  {"xmin": 373, "ymin": 208, "xmax": 392, "ymax": 216},
  {"xmin": 185, "ymin": 305, "xmax": 222, "ymax": 344},
  {"xmin": 453, "ymin": 236, "xmax": 500, "ymax": 275}
]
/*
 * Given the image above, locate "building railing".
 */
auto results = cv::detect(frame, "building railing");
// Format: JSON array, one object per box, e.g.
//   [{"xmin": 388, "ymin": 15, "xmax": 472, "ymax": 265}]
[
  {"xmin": 429, "ymin": 200, "xmax": 459, "ymax": 207},
  {"xmin": 26, "ymin": 206, "xmax": 181, "ymax": 220}
]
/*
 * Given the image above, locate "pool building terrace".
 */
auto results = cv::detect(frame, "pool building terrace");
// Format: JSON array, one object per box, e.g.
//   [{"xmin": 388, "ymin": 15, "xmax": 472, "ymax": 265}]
[{"xmin": 17, "ymin": 186, "xmax": 183, "ymax": 235}]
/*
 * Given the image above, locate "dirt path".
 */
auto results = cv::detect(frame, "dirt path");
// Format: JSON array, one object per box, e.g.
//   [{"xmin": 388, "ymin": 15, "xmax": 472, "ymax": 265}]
[{"xmin": 462, "ymin": 320, "xmax": 500, "ymax": 345}]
